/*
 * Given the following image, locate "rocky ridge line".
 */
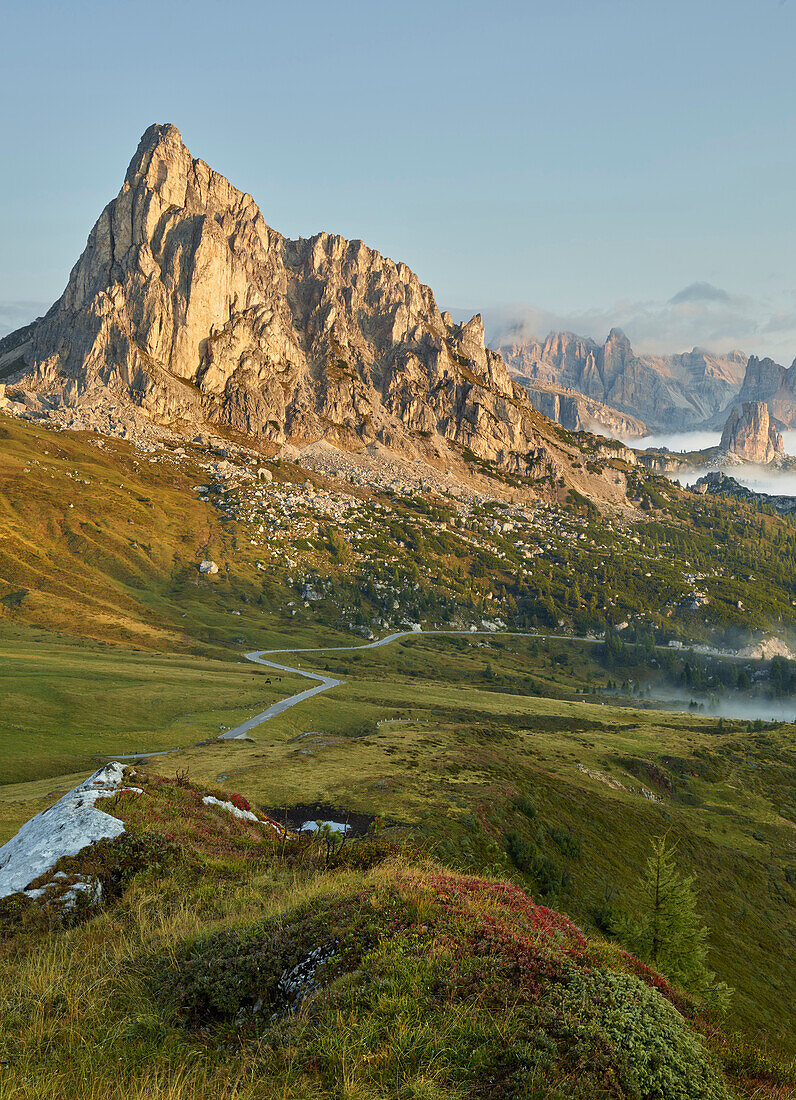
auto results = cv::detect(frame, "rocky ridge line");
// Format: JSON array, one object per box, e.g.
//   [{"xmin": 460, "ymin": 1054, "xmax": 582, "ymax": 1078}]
[
  {"xmin": 501, "ymin": 329, "xmax": 747, "ymax": 433},
  {"xmin": 0, "ymin": 124, "xmax": 637, "ymax": 508}
]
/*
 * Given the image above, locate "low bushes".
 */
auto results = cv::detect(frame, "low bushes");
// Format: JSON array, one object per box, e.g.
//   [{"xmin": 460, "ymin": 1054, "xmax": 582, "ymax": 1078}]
[{"xmin": 153, "ymin": 864, "xmax": 733, "ymax": 1099}]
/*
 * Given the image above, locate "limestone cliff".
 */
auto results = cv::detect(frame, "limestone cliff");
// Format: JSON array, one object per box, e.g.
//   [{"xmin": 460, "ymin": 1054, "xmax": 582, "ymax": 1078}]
[
  {"xmin": 0, "ymin": 123, "xmax": 635, "ymax": 502},
  {"xmin": 719, "ymin": 401, "xmax": 784, "ymax": 464},
  {"xmin": 520, "ymin": 381, "xmax": 647, "ymax": 437},
  {"xmin": 712, "ymin": 354, "xmax": 796, "ymax": 429},
  {"xmin": 501, "ymin": 330, "xmax": 746, "ymax": 432}
]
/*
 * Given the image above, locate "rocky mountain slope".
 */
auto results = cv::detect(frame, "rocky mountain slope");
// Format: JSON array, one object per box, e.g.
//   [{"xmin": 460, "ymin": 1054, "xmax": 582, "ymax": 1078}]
[
  {"xmin": 705, "ymin": 353, "xmax": 796, "ymax": 429},
  {"xmin": 501, "ymin": 329, "xmax": 747, "ymax": 433},
  {"xmin": 0, "ymin": 123, "xmax": 635, "ymax": 506},
  {"xmin": 514, "ymin": 378, "xmax": 647, "ymax": 437}
]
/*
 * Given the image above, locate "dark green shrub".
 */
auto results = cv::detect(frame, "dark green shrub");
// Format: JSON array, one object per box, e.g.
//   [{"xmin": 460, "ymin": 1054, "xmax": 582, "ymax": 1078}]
[
  {"xmin": 505, "ymin": 831, "xmax": 568, "ymax": 901},
  {"xmin": 544, "ymin": 970, "xmax": 732, "ymax": 1100},
  {"xmin": 547, "ymin": 826, "xmax": 582, "ymax": 859},
  {"xmin": 513, "ymin": 793, "xmax": 538, "ymax": 820}
]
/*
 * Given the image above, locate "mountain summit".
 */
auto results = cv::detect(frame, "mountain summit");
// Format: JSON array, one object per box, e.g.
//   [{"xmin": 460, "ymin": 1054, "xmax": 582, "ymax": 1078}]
[{"xmin": 0, "ymin": 123, "xmax": 621, "ymax": 491}]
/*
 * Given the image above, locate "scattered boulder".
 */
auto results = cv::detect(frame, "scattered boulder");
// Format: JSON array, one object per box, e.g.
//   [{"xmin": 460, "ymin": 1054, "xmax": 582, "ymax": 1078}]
[
  {"xmin": 0, "ymin": 383, "xmax": 26, "ymax": 415},
  {"xmin": 202, "ymin": 795, "xmax": 259, "ymax": 823},
  {"xmin": 0, "ymin": 762, "xmax": 134, "ymax": 900},
  {"xmin": 257, "ymin": 467, "xmax": 273, "ymax": 482},
  {"xmin": 199, "ymin": 560, "xmax": 219, "ymax": 575}
]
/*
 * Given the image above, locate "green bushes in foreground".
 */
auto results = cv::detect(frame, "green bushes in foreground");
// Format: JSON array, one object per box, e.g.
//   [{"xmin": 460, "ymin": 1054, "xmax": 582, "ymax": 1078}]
[
  {"xmin": 154, "ymin": 864, "xmax": 731, "ymax": 1100},
  {"xmin": 1, "ymin": 769, "xmax": 792, "ymax": 1099}
]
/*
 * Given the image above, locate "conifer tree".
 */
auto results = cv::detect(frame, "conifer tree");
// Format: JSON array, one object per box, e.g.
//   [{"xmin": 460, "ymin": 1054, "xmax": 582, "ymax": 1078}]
[{"xmin": 619, "ymin": 836, "xmax": 731, "ymax": 1011}]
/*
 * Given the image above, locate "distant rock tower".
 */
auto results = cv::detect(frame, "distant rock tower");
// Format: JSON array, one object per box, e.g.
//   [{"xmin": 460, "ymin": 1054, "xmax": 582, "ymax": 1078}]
[{"xmin": 720, "ymin": 401, "xmax": 784, "ymax": 464}]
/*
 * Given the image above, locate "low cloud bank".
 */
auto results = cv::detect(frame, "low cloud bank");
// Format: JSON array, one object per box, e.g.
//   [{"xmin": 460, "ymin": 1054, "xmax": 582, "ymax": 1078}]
[
  {"xmin": 478, "ymin": 281, "xmax": 796, "ymax": 362},
  {"xmin": 667, "ymin": 464, "xmax": 796, "ymax": 497},
  {"xmin": 627, "ymin": 431, "xmax": 722, "ymax": 453},
  {"xmin": 647, "ymin": 684, "xmax": 796, "ymax": 723}
]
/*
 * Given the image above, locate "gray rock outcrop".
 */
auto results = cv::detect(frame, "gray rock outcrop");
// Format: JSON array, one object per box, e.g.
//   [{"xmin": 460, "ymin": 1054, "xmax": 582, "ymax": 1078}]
[{"xmin": 719, "ymin": 401, "xmax": 784, "ymax": 464}]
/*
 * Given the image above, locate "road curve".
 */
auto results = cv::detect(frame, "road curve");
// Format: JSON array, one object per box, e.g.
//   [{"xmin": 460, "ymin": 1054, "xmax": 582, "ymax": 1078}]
[
  {"xmin": 219, "ymin": 629, "xmax": 544, "ymax": 740},
  {"xmin": 218, "ymin": 626, "xmax": 755, "ymax": 741}
]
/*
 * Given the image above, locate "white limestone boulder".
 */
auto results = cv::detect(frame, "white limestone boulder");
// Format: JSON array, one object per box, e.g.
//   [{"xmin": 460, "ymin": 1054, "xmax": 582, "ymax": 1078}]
[{"xmin": 0, "ymin": 762, "xmax": 134, "ymax": 900}]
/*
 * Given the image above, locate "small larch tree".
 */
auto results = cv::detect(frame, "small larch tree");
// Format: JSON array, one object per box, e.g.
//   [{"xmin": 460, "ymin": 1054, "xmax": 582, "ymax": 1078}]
[{"xmin": 618, "ymin": 835, "xmax": 731, "ymax": 1011}]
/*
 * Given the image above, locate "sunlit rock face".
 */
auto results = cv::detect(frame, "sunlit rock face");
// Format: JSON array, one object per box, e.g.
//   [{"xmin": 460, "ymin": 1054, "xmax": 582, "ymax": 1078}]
[
  {"xmin": 0, "ymin": 123, "xmax": 571, "ymax": 483},
  {"xmin": 719, "ymin": 401, "xmax": 784, "ymax": 464},
  {"xmin": 731, "ymin": 354, "xmax": 796, "ymax": 428}
]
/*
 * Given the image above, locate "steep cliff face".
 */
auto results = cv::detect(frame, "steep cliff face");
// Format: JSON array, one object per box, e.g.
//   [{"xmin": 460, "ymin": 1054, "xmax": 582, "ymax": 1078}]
[
  {"xmin": 719, "ymin": 401, "xmax": 784, "ymax": 463},
  {"xmin": 0, "ymin": 124, "xmax": 625, "ymax": 493},
  {"xmin": 522, "ymin": 381, "xmax": 647, "ymax": 437},
  {"xmin": 501, "ymin": 330, "xmax": 746, "ymax": 431},
  {"xmin": 737, "ymin": 356, "xmax": 787, "ymax": 402},
  {"xmin": 720, "ymin": 354, "xmax": 796, "ymax": 428}
]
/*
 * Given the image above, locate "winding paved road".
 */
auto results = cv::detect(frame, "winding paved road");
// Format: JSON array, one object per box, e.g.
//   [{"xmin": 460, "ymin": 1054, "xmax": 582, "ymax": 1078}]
[
  {"xmin": 219, "ymin": 625, "xmax": 758, "ymax": 740},
  {"xmin": 220, "ymin": 629, "xmax": 575, "ymax": 740},
  {"xmin": 106, "ymin": 627, "xmax": 753, "ymax": 756}
]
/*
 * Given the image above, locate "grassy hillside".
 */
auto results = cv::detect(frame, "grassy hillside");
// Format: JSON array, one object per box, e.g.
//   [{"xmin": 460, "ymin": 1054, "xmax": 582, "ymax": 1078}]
[
  {"xmin": 1, "ymin": 412, "xmax": 795, "ymax": 1087},
  {"xmin": 0, "ymin": 416, "xmax": 335, "ymax": 653},
  {"xmin": 0, "ymin": 622, "xmax": 306, "ymax": 793},
  {"xmin": 3, "ymin": 414, "xmax": 796, "ymax": 654},
  {"xmin": 1, "ymin": 768, "xmax": 790, "ymax": 1100},
  {"xmin": 1, "ymin": 632, "xmax": 794, "ymax": 1064},
  {"xmin": 123, "ymin": 634, "xmax": 796, "ymax": 1055}
]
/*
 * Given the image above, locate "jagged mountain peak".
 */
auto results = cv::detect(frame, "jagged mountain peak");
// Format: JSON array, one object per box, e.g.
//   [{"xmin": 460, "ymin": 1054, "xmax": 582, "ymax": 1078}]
[
  {"xmin": 501, "ymin": 326, "xmax": 748, "ymax": 432},
  {"xmin": 122, "ymin": 121, "xmax": 254, "ymax": 218},
  {"xmin": 0, "ymin": 126, "xmax": 636, "ymax": 506},
  {"xmin": 605, "ymin": 326, "xmax": 630, "ymax": 344},
  {"xmin": 127, "ymin": 121, "xmax": 185, "ymax": 172}
]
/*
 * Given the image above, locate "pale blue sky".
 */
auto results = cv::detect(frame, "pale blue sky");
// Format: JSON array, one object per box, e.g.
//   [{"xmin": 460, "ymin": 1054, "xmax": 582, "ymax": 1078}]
[{"xmin": 2, "ymin": 0, "xmax": 796, "ymax": 359}]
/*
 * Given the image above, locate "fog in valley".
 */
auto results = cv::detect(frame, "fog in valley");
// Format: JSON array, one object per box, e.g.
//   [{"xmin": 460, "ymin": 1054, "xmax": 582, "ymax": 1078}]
[
  {"xmin": 628, "ymin": 684, "xmax": 796, "ymax": 722},
  {"xmin": 612, "ymin": 429, "xmax": 796, "ymax": 496},
  {"xmin": 669, "ymin": 464, "xmax": 796, "ymax": 496},
  {"xmin": 628, "ymin": 430, "xmax": 722, "ymax": 453}
]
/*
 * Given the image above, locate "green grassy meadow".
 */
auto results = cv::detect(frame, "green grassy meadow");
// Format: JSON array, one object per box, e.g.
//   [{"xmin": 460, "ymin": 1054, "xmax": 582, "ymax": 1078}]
[
  {"xmin": 1, "ymin": 627, "xmax": 793, "ymax": 1059},
  {"xmin": 1, "ymin": 415, "xmax": 795, "ymax": 1091},
  {"xmin": 0, "ymin": 623, "xmax": 304, "ymax": 811}
]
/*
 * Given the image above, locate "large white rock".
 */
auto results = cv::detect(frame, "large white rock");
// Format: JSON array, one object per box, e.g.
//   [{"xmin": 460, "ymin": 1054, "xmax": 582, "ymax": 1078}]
[
  {"xmin": 0, "ymin": 763, "xmax": 129, "ymax": 900},
  {"xmin": 202, "ymin": 795, "xmax": 258, "ymax": 822}
]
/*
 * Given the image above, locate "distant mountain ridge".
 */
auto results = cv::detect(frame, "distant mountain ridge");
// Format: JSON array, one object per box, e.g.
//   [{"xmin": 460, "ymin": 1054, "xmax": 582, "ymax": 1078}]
[
  {"xmin": 515, "ymin": 380, "xmax": 648, "ymax": 438},
  {"xmin": 500, "ymin": 329, "xmax": 748, "ymax": 434},
  {"xmin": 716, "ymin": 354, "xmax": 796, "ymax": 428}
]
